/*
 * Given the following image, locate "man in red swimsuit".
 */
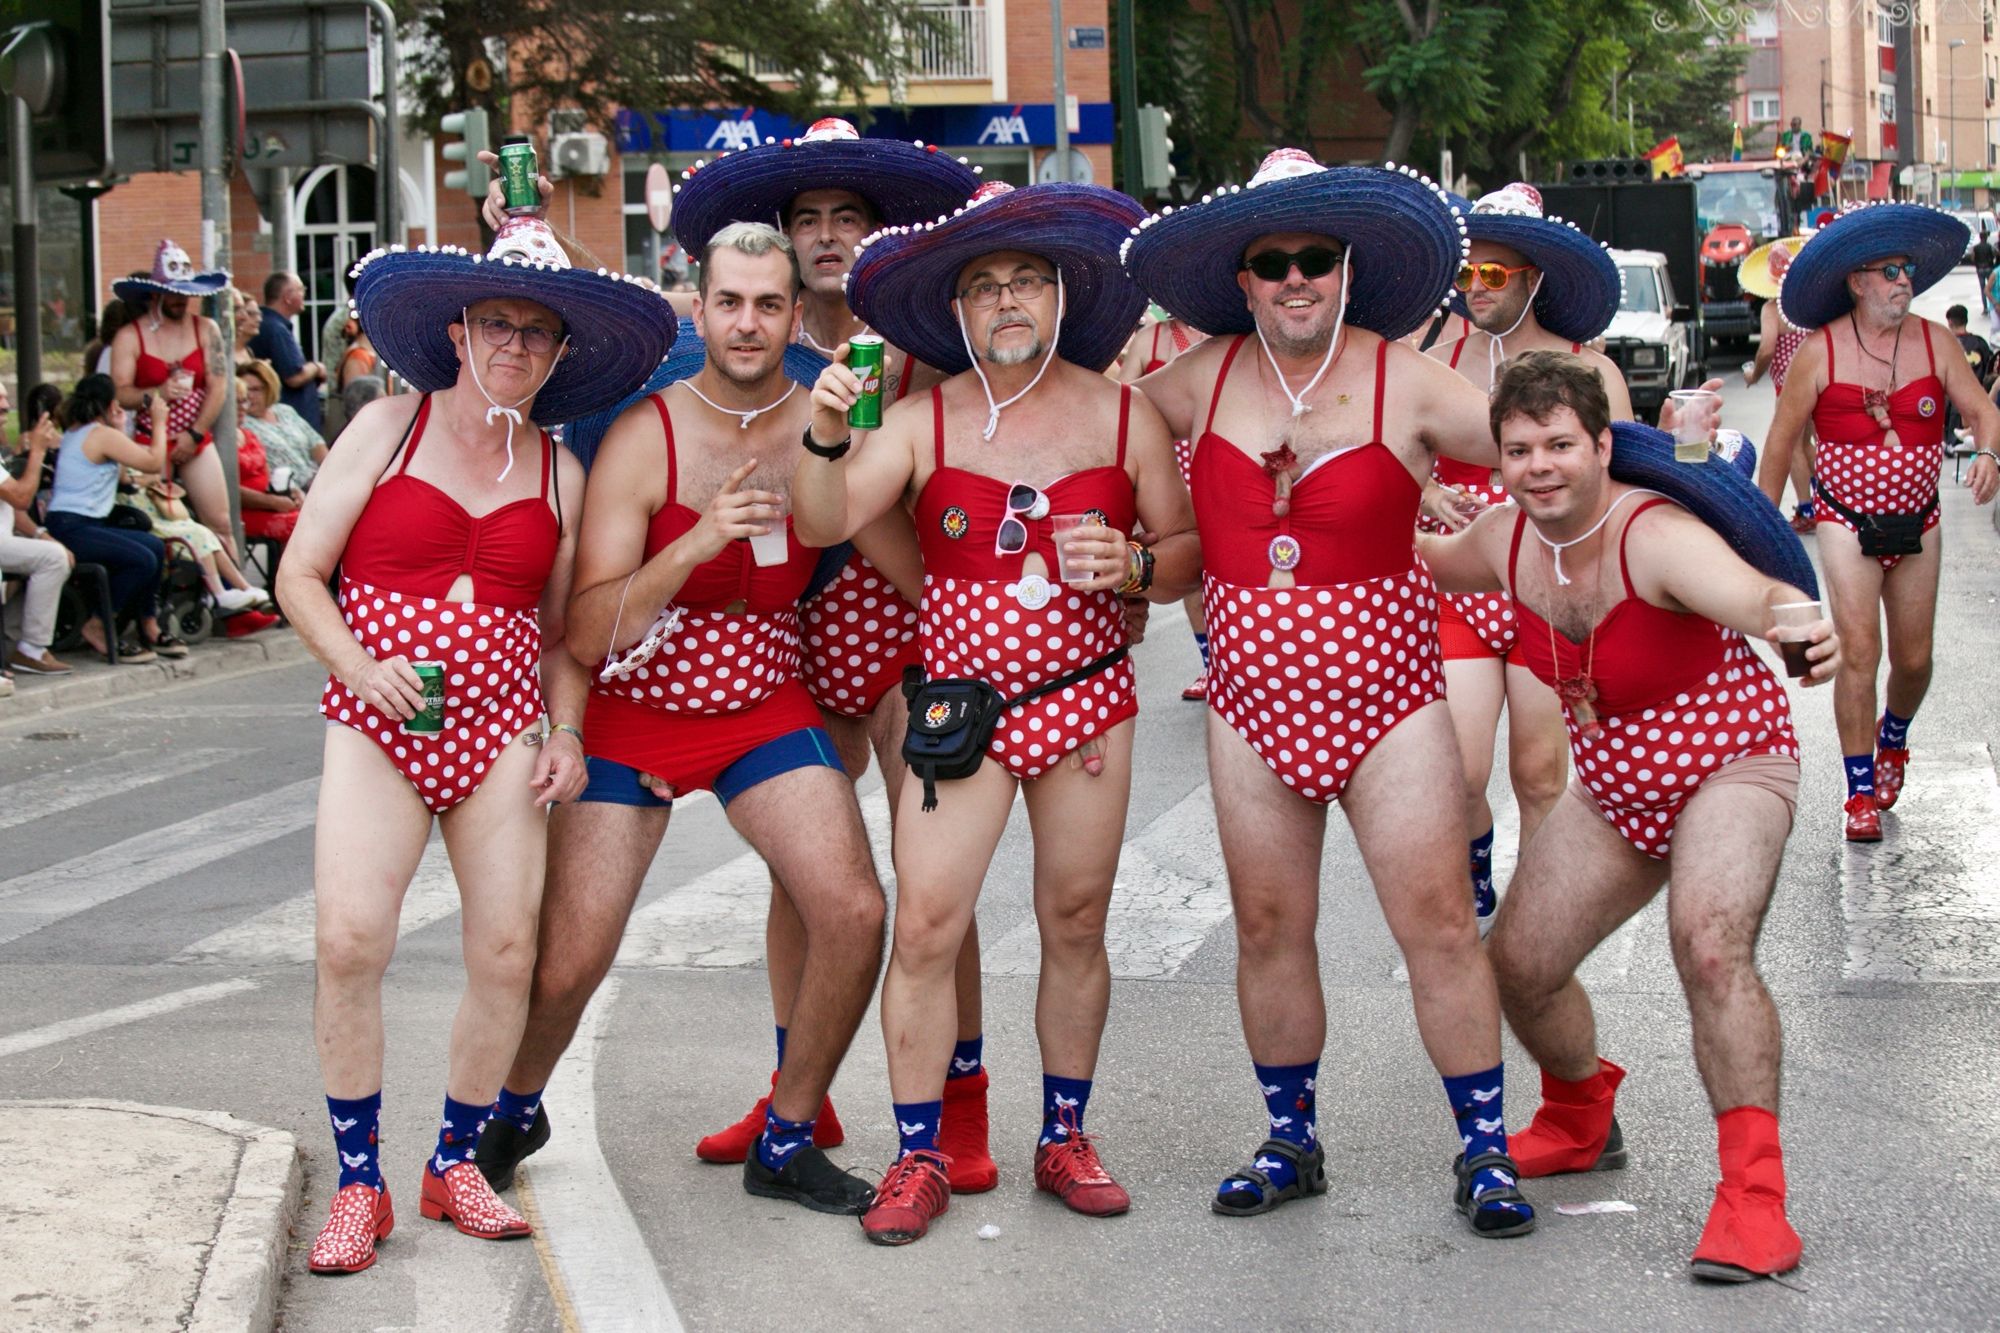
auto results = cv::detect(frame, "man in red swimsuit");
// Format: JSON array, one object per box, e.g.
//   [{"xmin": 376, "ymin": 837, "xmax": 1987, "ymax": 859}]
[
  {"xmin": 798, "ymin": 180, "xmax": 1200, "ymax": 1245},
  {"xmin": 1423, "ymin": 350, "xmax": 1837, "ymax": 1282},
  {"xmin": 1760, "ymin": 204, "xmax": 2000, "ymax": 841},
  {"xmin": 665, "ymin": 117, "xmax": 1003, "ymax": 1188},
  {"xmin": 476, "ymin": 222, "xmax": 886, "ymax": 1217},
  {"xmin": 1125, "ymin": 150, "xmax": 1537, "ymax": 1234}
]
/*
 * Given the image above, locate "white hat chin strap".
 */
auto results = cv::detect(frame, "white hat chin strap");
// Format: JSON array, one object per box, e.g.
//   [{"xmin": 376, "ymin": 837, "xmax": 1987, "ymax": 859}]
[
  {"xmin": 1484, "ymin": 272, "xmax": 1545, "ymax": 392},
  {"xmin": 1255, "ymin": 249, "xmax": 1352, "ymax": 419},
  {"xmin": 461, "ymin": 307, "xmax": 570, "ymax": 482},
  {"xmin": 956, "ymin": 273, "xmax": 1065, "ymax": 441}
]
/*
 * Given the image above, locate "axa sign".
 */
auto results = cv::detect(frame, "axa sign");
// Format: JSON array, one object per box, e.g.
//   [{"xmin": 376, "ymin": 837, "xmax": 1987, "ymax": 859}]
[
  {"xmin": 706, "ymin": 118, "xmax": 764, "ymax": 151},
  {"xmin": 977, "ymin": 115, "xmax": 1030, "ymax": 145}
]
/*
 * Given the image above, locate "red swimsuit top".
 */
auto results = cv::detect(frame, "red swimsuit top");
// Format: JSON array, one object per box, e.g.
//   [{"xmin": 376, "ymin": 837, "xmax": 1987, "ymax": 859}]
[
  {"xmin": 914, "ymin": 384, "xmax": 1138, "ymax": 580},
  {"xmin": 1809, "ymin": 322, "xmax": 1947, "ymax": 448},
  {"xmin": 639, "ymin": 392, "xmax": 817, "ymax": 612},
  {"xmin": 1190, "ymin": 334, "xmax": 1418, "ymax": 586},
  {"xmin": 342, "ymin": 395, "xmax": 561, "ymax": 611},
  {"xmin": 1508, "ymin": 498, "xmax": 1730, "ymax": 715},
  {"xmin": 1433, "ymin": 334, "xmax": 1579, "ymax": 488},
  {"xmin": 131, "ymin": 322, "xmax": 204, "ymax": 390}
]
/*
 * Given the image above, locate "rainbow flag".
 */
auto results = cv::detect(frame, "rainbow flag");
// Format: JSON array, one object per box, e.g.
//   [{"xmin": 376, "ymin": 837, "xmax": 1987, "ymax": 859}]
[
  {"xmin": 1645, "ymin": 136, "xmax": 1684, "ymax": 178},
  {"xmin": 1731, "ymin": 123, "xmax": 1744, "ymax": 161}
]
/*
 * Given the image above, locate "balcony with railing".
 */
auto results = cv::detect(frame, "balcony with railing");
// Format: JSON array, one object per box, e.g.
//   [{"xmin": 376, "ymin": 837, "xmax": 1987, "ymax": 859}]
[{"xmin": 747, "ymin": 3, "xmax": 989, "ymax": 84}]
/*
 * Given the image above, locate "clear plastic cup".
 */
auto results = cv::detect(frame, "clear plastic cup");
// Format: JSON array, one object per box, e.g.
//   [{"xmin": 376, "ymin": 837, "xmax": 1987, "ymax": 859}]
[
  {"xmin": 1051, "ymin": 513, "xmax": 1102, "ymax": 585},
  {"xmin": 1770, "ymin": 598, "xmax": 1822, "ymax": 679},
  {"xmin": 1669, "ymin": 389, "xmax": 1720, "ymax": 463},
  {"xmin": 747, "ymin": 493, "xmax": 789, "ymax": 567}
]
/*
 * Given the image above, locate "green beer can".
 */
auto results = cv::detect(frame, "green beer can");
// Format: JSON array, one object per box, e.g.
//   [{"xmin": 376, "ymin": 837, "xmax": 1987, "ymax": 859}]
[
  {"xmin": 404, "ymin": 661, "xmax": 447, "ymax": 736},
  {"xmin": 499, "ymin": 135, "xmax": 540, "ymax": 216},
  {"xmin": 848, "ymin": 334, "xmax": 886, "ymax": 430}
]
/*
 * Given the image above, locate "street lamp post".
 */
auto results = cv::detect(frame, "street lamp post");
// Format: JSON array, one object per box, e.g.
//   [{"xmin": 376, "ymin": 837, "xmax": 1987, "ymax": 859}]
[{"xmin": 1951, "ymin": 38, "xmax": 1966, "ymax": 209}]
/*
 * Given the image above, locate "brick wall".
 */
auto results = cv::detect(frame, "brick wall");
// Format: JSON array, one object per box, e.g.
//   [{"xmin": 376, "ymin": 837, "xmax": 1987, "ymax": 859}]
[
  {"xmin": 94, "ymin": 169, "xmax": 276, "ymax": 310},
  {"xmin": 1006, "ymin": 0, "xmax": 1111, "ymax": 103}
]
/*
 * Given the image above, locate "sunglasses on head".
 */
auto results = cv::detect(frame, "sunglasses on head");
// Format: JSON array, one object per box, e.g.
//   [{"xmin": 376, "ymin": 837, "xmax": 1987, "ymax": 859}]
[
  {"xmin": 997, "ymin": 482, "xmax": 1044, "ymax": 557},
  {"xmin": 1454, "ymin": 261, "xmax": 1538, "ymax": 293},
  {"xmin": 1859, "ymin": 261, "xmax": 1916, "ymax": 283},
  {"xmin": 1241, "ymin": 246, "xmax": 1344, "ymax": 283}
]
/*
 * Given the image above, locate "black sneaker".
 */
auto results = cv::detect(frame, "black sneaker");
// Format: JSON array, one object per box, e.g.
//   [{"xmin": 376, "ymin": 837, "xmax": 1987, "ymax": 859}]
[
  {"xmin": 744, "ymin": 1144, "xmax": 876, "ymax": 1215},
  {"xmin": 474, "ymin": 1106, "xmax": 551, "ymax": 1192}
]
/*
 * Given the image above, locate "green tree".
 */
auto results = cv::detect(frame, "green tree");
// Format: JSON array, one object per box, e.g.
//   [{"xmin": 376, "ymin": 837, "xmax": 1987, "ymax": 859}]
[{"xmin": 395, "ymin": 0, "xmax": 954, "ymax": 136}]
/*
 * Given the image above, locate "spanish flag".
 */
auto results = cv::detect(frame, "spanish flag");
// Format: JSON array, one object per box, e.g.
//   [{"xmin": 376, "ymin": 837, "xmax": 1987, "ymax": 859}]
[
  {"xmin": 1645, "ymin": 136, "xmax": 1684, "ymax": 178},
  {"xmin": 1820, "ymin": 129, "xmax": 1851, "ymax": 167}
]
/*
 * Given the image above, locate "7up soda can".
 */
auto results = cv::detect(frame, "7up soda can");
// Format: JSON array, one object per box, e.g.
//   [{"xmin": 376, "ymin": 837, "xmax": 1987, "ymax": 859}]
[
  {"xmin": 848, "ymin": 334, "xmax": 886, "ymax": 430},
  {"xmin": 499, "ymin": 135, "xmax": 540, "ymax": 216},
  {"xmin": 403, "ymin": 661, "xmax": 446, "ymax": 736}
]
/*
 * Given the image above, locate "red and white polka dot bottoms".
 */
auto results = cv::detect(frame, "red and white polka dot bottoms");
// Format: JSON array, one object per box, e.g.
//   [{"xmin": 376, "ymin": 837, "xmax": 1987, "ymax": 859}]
[
  {"xmin": 1202, "ymin": 564, "xmax": 1445, "ymax": 805},
  {"xmin": 1422, "ymin": 472, "xmax": 1516, "ymax": 659},
  {"xmin": 1813, "ymin": 438, "xmax": 1942, "ymax": 569},
  {"xmin": 1566, "ymin": 636, "xmax": 1800, "ymax": 859},
  {"xmin": 799, "ymin": 554, "xmax": 920, "ymax": 718},
  {"xmin": 319, "ymin": 579, "xmax": 544, "ymax": 815},
  {"xmin": 918, "ymin": 576, "xmax": 1136, "ymax": 780},
  {"xmin": 1174, "ymin": 436, "xmax": 1196, "ymax": 487},
  {"xmin": 598, "ymin": 609, "xmax": 801, "ymax": 715}
]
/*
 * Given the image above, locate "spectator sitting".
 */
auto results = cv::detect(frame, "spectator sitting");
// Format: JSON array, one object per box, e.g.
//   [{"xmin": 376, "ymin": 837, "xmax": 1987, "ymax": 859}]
[
  {"xmin": 231, "ymin": 286, "xmax": 261, "ymax": 356},
  {"xmin": 235, "ymin": 390, "xmax": 303, "ymax": 544},
  {"xmin": 0, "ymin": 382, "xmax": 75, "ymax": 677},
  {"xmin": 247, "ymin": 271, "xmax": 326, "ymax": 432},
  {"xmin": 44, "ymin": 376, "xmax": 181, "ymax": 664},
  {"xmin": 237, "ymin": 357, "xmax": 325, "ymax": 488},
  {"xmin": 83, "ymin": 300, "xmax": 133, "ymax": 377},
  {"xmin": 126, "ymin": 473, "xmax": 270, "ymax": 614}
]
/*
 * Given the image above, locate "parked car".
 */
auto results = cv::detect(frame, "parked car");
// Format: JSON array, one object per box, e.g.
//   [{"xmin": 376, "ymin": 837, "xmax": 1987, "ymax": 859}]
[{"xmin": 1602, "ymin": 248, "xmax": 1695, "ymax": 425}]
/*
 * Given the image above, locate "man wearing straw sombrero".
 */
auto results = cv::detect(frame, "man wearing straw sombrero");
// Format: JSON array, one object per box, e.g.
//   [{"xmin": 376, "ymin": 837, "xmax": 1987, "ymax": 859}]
[
  {"xmin": 1422, "ymin": 351, "xmax": 1835, "ymax": 1283},
  {"xmin": 1123, "ymin": 149, "xmax": 1537, "ymax": 1234},
  {"xmin": 1760, "ymin": 202, "xmax": 2000, "ymax": 842},
  {"xmin": 1422, "ymin": 182, "xmax": 1630, "ymax": 938},
  {"xmin": 279, "ymin": 215, "xmax": 673, "ymax": 1273},
  {"xmin": 796, "ymin": 178, "xmax": 1201, "ymax": 1245},
  {"xmin": 108, "ymin": 239, "xmax": 238, "ymax": 555},
  {"xmin": 1740, "ymin": 235, "xmax": 1817, "ymax": 532}
]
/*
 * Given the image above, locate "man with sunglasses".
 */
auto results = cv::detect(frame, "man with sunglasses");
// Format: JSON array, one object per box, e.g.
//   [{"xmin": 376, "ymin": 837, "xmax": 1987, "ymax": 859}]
[
  {"xmin": 1421, "ymin": 183, "xmax": 1630, "ymax": 936},
  {"xmin": 1123, "ymin": 151, "xmax": 1539, "ymax": 1235},
  {"xmin": 1760, "ymin": 206, "xmax": 2000, "ymax": 842}
]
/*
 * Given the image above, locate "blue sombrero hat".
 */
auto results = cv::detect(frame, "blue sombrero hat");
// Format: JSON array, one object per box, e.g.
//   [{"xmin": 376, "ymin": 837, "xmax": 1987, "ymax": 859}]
[
  {"xmin": 350, "ymin": 218, "xmax": 678, "ymax": 424},
  {"xmin": 1607, "ymin": 420, "xmax": 1816, "ymax": 597},
  {"xmin": 561, "ymin": 316, "xmax": 828, "ymax": 469},
  {"xmin": 1443, "ymin": 184, "xmax": 1622, "ymax": 344},
  {"xmin": 845, "ymin": 180, "xmax": 1150, "ymax": 376},
  {"xmin": 112, "ymin": 239, "xmax": 231, "ymax": 303},
  {"xmin": 1778, "ymin": 202, "xmax": 1968, "ymax": 331},
  {"xmin": 1120, "ymin": 149, "xmax": 1465, "ymax": 341},
  {"xmin": 672, "ymin": 117, "xmax": 982, "ymax": 255}
]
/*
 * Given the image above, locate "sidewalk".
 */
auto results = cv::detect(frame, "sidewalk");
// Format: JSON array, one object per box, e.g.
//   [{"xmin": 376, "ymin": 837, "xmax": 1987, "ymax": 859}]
[
  {"xmin": 0, "ymin": 1101, "xmax": 301, "ymax": 1332},
  {"xmin": 0, "ymin": 627, "xmax": 312, "ymax": 724}
]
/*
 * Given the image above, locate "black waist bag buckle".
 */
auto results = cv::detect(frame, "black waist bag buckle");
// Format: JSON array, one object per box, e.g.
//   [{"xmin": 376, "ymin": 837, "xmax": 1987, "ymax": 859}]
[
  {"xmin": 901, "ymin": 645, "xmax": 1129, "ymax": 812},
  {"xmin": 1815, "ymin": 480, "xmax": 1933, "ymax": 558}
]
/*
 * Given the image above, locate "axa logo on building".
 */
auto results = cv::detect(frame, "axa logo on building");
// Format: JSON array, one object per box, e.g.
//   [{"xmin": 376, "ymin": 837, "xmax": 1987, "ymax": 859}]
[
  {"xmin": 705, "ymin": 118, "xmax": 764, "ymax": 151},
  {"xmin": 978, "ymin": 115, "xmax": 1030, "ymax": 145}
]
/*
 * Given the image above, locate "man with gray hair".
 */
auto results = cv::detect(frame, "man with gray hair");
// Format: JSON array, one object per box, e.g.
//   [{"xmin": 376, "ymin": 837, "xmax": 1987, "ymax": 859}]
[{"xmin": 475, "ymin": 220, "xmax": 886, "ymax": 1216}]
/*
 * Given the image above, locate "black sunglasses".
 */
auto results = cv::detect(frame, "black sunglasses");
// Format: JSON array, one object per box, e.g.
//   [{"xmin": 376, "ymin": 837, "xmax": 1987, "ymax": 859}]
[
  {"xmin": 1241, "ymin": 246, "xmax": 1344, "ymax": 283},
  {"xmin": 1859, "ymin": 262, "xmax": 1915, "ymax": 283}
]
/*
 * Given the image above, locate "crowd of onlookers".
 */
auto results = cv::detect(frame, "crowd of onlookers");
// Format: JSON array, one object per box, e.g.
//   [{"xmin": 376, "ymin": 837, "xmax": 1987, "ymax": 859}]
[{"xmin": 0, "ymin": 261, "xmax": 392, "ymax": 698}]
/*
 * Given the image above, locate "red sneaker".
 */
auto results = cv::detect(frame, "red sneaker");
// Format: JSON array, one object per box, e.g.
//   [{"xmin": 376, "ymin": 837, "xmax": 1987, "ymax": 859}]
[
  {"xmin": 418, "ymin": 1161, "xmax": 531, "ymax": 1239},
  {"xmin": 1181, "ymin": 669, "xmax": 1208, "ymax": 702},
  {"xmin": 224, "ymin": 609, "xmax": 280, "ymax": 638},
  {"xmin": 694, "ymin": 1071, "xmax": 845, "ymax": 1163},
  {"xmin": 1033, "ymin": 1129, "xmax": 1130, "ymax": 1217},
  {"xmin": 1874, "ymin": 745, "xmax": 1909, "ymax": 810},
  {"xmin": 860, "ymin": 1150, "xmax": 952, "ymax": 1246},
  {"xmin": 1844, "ymin": 792, "xmax": 1883, "ymax": 843},
  {"xmin": 1509, "ymin": 1057, "xmax": 1629, "ymax": 1178},
  {"xmin": 939, "ymin": 1069, "xmax": 998, "ymax": 1193},
  {"xmin": 308, "ymin": 1182, "xmax": 393, "ymax": 1275}
]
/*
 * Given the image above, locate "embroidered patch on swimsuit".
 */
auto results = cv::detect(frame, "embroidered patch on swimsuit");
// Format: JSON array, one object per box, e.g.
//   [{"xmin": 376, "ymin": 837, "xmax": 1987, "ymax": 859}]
[
  {"xmin": 1917, "ymin": 395, "xmax": 1938, "ymax": 418},
  {"xmin": 1084, "ymin": 508, "xmax": 1109, "ymax": 527},
  {"xmin": 941, "ymin": 505, "xmax": 969, "ymax": 539}
]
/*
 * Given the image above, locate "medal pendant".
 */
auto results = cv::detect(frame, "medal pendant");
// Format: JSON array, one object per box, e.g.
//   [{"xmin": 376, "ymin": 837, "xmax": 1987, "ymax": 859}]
[
  {"xmin": 1267, "ymin": 534, "xmax": 1302, "ymax": 572},
  {"xmin": 1013, "ymin": 574, "xmax": 1053, "ymax": 611}
]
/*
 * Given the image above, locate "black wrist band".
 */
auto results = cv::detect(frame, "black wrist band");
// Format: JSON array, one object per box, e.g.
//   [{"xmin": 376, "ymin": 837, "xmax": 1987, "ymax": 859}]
[{"xmin": 801, "ymin": 424, "xmax": 852, "ymax": 460}]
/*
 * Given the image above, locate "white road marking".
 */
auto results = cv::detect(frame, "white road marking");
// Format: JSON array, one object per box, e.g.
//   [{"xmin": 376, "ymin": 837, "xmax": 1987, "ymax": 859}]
[
  {"xmin": 0, "ymin": 978, "xmax": 258, "ymax": 1059},
  {"xmin": 616, "ymin": 788, "xmax": 893, "ymax": 969},
  {"xmin": 1844, "ymin": 742, "xmax": 2000, "ymax": 982},
  {"xmin": 172, "ymin": 838, "xmax": 464, "ymax": 966},
  {"xmin": 983, "ymin": 782, "xmax": 1229, "ymax": 979},
  {"xmin": 0, "ymin": 747, "xmax": 248, "ymax": 832},
  {"xmin": 113, "ymin": 702, "xmax": 318, "ymax": 721},
  {"xmin": 522, "ymin": 977, "xmax": 683, "ymax": 1332},
  {"xmin": 0, "ymin": 779, "xmax": 320, "ymax": 947}
]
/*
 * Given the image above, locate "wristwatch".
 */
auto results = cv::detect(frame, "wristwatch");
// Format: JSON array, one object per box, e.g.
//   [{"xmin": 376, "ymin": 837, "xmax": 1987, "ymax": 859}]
[{"xmin": 801, "ymin": 424, "xmax": 852, "ymax": 461}]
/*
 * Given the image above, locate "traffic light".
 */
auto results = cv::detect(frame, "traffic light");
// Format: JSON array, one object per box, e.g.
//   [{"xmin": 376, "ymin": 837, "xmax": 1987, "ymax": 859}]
[
  {"xmin": 1136, "ymin": 104, "xmax": 1174, "ymax": 193},
  {"xmin": 441, "ymin": 108, "xmax": 492, "ymax": 197},
  {"xmin": 0, "ymin": 1, "xmax": 111, "ymax": 182}
]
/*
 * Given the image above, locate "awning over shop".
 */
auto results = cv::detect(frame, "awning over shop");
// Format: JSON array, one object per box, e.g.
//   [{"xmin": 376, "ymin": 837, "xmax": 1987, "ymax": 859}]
[{"xmin": 1943, "ymin": 170, "xmax": 2000, "ymax": 189}]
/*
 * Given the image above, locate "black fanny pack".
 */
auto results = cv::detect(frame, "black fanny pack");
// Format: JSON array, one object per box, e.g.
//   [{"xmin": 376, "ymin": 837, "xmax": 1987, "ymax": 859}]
[
  {"xmin": 1813, "ymin": 480, "xmax": 1935, "ymax": 558},
  {"xmin": 901, "ymin": 645, "xmax": 1128, "ymax": 812}
]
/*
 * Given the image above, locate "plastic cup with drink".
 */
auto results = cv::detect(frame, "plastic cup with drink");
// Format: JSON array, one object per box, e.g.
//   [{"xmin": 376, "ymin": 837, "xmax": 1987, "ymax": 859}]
[
  {"xmin": 1051, "ymin": 513, "xmax": 1104, "ymax": 585},
  {"xmin": 747, "ymin": 492, "xmax": 790, "ymax": 567},
  {"xmin": 1669, "ymin": 388, "xmax": 1720, "ymax": 463},
  {"xmin": 168, "ymin": 367, "xmax": 195, "ymax": 400},
  {"xmin": 1769, "ymin": 598, "xmax": 1823, "ymax": 679}
]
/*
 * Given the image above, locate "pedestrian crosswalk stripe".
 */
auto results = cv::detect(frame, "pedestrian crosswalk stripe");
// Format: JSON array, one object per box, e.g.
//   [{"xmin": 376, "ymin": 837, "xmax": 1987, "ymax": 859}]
[
  {"xmin": 0, "ymin": 747, "xmax": 248, "ymax": 833},
  {"xmin": 0, "ymin": 978, "xmax": 258, "ymax": 1059}
]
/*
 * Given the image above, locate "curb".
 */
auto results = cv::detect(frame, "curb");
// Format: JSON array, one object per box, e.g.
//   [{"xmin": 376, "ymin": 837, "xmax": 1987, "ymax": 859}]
[
  {"xmin": 2, "ymin": 1099, "xmax": 303, "ymax": 1333},
  {"xmin": 0, "ymin": 630, "xmax": 313, "ymax": 724}
]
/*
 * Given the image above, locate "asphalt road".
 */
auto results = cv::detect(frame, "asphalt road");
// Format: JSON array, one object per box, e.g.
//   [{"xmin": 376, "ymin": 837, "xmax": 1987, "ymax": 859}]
[{"xmin": 4, "ymin": 326, "xmax": 1999, "ymax": 1331}]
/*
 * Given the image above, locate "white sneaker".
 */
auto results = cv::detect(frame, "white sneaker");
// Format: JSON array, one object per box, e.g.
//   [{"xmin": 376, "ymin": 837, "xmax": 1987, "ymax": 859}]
[{"xmin": 215, "ymin": 587, "xmax": 261, "ymax": 612}]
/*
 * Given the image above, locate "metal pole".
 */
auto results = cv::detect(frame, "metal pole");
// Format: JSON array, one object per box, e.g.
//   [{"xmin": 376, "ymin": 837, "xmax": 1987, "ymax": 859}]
[
  {"xmin": 10, "ymin": 96, "xmax": 39, "ymax": 401},
  {"xmin": 1116, "ymin": 0, "xmax": 1138, "ymax": 194},
  {"xmin": 1050, "ymin": 0, "xmax": 1069, "ymax": 182},
  {"xmin": 368, "ymin": 0, "xmax": 402, "ymax": 245},
  {"xmin": 1950, "ymin": 41, "xmax": 1963, "ymax": 209},
  {"xmin": 199, "ymin": 0, "xmax": 242, "ymax": 550}
]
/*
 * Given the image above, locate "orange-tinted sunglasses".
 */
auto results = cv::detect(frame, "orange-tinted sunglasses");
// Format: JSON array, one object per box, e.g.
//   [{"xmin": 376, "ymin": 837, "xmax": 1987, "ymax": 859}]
[{"xmin": 1454, "ymin": 261, "xmax": 1538, "ymax": 292}]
